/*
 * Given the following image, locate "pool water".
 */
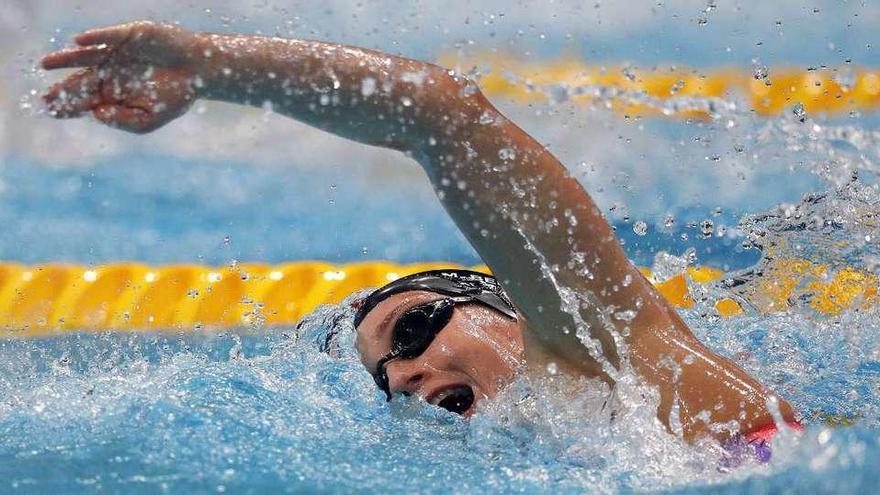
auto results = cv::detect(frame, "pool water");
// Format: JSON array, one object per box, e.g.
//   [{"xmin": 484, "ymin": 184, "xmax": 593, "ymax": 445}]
[{"xmin": 2, "ymin": 298, "xmax": 880, "ymax": 493}]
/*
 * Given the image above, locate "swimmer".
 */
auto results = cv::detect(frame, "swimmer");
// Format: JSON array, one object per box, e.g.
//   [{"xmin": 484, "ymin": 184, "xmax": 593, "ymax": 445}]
[{"xmin": 41, "ymin": 21, "xmax": 798, "ymax": 445}]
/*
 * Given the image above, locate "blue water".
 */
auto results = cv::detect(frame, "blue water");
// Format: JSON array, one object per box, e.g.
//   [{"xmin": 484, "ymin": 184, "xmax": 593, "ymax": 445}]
[
  {"xmin": 0, "ymin": 153, "xmax": 762, "ymax": 270},
  {"xmin": 2, "ymin": 303, "xmax": 880, "ymax": 493}
]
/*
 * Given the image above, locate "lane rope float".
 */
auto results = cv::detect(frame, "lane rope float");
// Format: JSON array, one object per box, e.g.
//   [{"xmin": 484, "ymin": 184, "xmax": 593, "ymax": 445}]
[
  {"xmin": 0, "ymin": 259, "xmax": 874, "ymax": 336},
  {"xmin": 440, "ymin": 54, "xmax": 880, "ymax": 118}
]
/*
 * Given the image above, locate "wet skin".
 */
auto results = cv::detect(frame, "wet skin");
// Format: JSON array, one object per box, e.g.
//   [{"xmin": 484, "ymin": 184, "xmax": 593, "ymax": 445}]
[{"xmin": 355, "ymin": 291, "xmax": 525, "ymax": 415}]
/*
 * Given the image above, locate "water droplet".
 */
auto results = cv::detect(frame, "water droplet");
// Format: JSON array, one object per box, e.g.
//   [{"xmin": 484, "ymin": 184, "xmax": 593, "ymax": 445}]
[
  {"xmin": 700, "ymin": 219, "xmax": 714, "ymax": 238},
  {"xmin": 546, "ymin": 362, "xmax": 558, "ymax": 375},
  {"xmin": 751, "ymin": 61, "xmax": 770, "ymax": 85},
  {"xmin": 360, "ymin": 77, "xmax": 377, "ymax": 97},
  {"xmin": 498, "ymin": 148, "xmax": 516, "ymax": 161},
  {"xmin": 792, "ymin": 102, "xmax": 807, "ymax": 122},
  {"xmin": 547, "ymin": 85, "xmax": 570, "ymax": 104},
  {"xmin": 633, "ymin": 221, "xmax": 648, "ymax": 236},
  {"xmin": 614, "ymin": 309, "xmax": 637, "ymax": 322}
]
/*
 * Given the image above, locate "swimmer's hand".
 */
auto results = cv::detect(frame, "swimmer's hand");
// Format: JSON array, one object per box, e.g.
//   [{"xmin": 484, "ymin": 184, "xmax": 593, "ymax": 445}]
[{"xmin": 41, "ymin": 21, "xmax": 200, "ymax": 133}]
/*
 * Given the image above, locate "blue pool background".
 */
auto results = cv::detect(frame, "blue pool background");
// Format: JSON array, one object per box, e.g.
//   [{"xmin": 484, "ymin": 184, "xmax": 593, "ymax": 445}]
[
  {"xmin": 3, "ymin": 0, "xmax": 880, "ymax": 493},
  {"xmin": 0, "ymin": 153, "xmax": 767, "ymax": 270}
]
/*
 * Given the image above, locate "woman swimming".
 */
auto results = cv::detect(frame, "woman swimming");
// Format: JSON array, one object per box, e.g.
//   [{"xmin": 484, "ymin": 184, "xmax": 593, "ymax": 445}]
[{"xmin": 41, "ymin": 21, "xmax": 798, "ymax": 445}]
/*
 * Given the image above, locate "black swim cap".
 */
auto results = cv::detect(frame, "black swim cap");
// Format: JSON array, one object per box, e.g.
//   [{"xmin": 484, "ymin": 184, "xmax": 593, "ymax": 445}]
[{"xmin": 353, "ymin": 269, "xmax": 518, "ymax": 328}]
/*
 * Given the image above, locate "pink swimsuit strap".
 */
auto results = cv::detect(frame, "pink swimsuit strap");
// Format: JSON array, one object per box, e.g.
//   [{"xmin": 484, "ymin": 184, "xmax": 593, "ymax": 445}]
[{"xmin": 744, "ymin": 421, "xmax": 804, "ymax": 444}]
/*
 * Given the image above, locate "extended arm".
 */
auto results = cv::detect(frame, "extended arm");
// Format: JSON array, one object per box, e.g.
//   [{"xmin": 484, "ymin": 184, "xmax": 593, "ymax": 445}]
[{"xmin": 42, "ymin": 21, "xmax": 795, "ymax": 440}]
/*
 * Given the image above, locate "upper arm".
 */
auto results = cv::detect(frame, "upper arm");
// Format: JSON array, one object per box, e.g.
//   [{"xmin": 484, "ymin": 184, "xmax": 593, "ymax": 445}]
[{"xmin": 406, "ymin": 78, "xmax": 647, "ymax": 374}]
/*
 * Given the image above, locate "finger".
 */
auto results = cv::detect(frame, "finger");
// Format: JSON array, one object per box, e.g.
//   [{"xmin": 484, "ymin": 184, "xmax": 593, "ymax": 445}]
[
  {"xmin": 41, "ymin": 45, "xmax": 111, "ymax": 70},
  {"xmin": 43, "ymin": 69, "xmax": 98, "ymax": 103},
  {"xmin": 93, "ymin": 103, "xmax": 159, "ymax": 134},
  {"xmin": 74, "ymin": 22, "xmax": 145, "ymax": 47},
  {"xmin": 43, "ymin": 69, "xmax": 102, "ymax": 118}
]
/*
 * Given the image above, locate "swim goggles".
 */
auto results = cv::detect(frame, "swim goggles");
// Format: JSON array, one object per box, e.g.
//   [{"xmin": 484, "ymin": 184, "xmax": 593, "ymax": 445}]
[{"xmin": 352, "ymin": 270, "xmax": 518, "ymax": 400}]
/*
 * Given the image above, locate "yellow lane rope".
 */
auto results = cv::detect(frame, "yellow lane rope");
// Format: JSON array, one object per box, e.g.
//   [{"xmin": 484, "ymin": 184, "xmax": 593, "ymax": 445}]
[
  {"xmin": 0, "ymin": 259, "xmax": 875, "ymax": 336},
  {"xmin": 441, "ymin": 54, "xmax": 880, "ymax": 117}
]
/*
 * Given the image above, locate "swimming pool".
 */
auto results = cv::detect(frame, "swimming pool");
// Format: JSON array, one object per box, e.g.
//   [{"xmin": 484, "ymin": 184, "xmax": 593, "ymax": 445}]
[{"xmin": 4, "ymin": 1, "xmax": 880, "ymax": 493}]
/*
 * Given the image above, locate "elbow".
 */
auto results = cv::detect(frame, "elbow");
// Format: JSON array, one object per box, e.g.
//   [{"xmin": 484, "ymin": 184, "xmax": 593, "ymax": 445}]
[
  {"xmin": 371, "ymin": 64, "xmax": 494, "ymax": 153},
  {"xmin": 405, "ymin": 65, "xmax": 494, "ymax": 146}
]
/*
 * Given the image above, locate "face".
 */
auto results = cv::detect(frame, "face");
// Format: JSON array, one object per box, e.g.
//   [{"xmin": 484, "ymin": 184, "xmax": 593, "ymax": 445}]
[{"xmin": 356, "ymin": 290, "xmax": 526, "ymax": 416}]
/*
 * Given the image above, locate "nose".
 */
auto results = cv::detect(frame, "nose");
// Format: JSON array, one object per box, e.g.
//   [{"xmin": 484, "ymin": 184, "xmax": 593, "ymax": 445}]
[{"xmin": 385, "ymin": 359, "xmax": 427, "ymax": 397}]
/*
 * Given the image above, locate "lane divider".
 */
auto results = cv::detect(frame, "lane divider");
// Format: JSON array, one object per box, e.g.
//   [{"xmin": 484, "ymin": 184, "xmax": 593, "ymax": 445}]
[
  {"xmin": 0, "ymin": 260, "xmax": 874, "ymax": 336},
  {"xmin": 441, "ymin": 54, "xmax": 880, "ymax": 117}
]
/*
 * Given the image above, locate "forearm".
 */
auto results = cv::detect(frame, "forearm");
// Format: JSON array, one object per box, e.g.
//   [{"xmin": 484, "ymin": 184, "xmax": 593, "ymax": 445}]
[
  {"xmin": 630, "ymin": 321, "xmax": 796, "ymax": 440},
  {"xmin": 194, "ymin": 33, "xmax": 459, "ymax": 150}
]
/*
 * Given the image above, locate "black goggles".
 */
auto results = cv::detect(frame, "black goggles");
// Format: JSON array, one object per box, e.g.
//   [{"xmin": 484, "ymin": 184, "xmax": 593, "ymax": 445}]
[{"xmin": 372, "ymin": 294, "xmax": 514, "ymax": 401}]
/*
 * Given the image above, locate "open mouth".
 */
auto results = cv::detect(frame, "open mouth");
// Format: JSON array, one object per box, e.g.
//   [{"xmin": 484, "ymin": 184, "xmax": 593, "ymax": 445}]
[{"xmin": 429, "ymin": 384, "xmax": 475, "ymax": 415}]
